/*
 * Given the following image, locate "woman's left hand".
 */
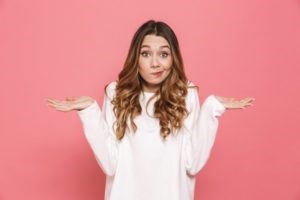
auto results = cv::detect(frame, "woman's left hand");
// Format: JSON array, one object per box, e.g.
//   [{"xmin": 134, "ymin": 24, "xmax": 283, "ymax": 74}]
[{"xmin": 214, "ymin": 95, "xmax": 255, "ymax": 110}]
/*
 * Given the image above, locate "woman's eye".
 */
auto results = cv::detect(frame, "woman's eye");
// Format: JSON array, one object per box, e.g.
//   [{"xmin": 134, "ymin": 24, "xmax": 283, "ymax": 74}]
[
  {"xmin": 161, "ymin": 52, "xmax": 169, "ymax": 58},
  {"xmin": 140, "ymin": 51, "xmax": 150, "ymax": 57}
]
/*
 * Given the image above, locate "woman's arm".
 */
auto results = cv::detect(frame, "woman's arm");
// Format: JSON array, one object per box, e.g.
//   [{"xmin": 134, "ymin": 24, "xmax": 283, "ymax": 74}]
[
  {"xmin": 46, "ymin": 82, "xmax": 119, "ymax": 176},
  {"xmin": 183, "ymin": 86, "xmax": 254, "ymax": 176},
  {"xmin": 77, "ymin": 83, "xmax": 119, "ymax": 176},
  {"xmin": 184, "ymin": 88, "xmax": 226, "ymax": 176}
]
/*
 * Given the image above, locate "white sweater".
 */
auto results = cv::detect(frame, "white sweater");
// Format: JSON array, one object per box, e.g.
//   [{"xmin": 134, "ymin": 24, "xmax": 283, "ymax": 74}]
[{"xmin": 77, "ymin": 81, "xmax": 226, "ymax": 200}]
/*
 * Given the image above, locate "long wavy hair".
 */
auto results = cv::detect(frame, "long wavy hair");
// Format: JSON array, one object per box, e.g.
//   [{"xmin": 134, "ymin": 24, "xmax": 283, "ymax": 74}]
[{"xmin": 109, "ymin": 20, "xmax": 191, "ymax": 141}]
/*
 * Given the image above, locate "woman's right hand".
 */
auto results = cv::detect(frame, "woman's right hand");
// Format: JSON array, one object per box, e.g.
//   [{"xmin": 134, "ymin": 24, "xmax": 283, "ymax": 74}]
[{"xmin": 45, "ymin": 96, "xmax": 95, "ymax": 112}]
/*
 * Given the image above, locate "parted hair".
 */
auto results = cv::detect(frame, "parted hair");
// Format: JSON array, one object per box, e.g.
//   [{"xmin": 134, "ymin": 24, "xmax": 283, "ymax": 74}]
[{"xmin": 107, "ymin": 19, "xmax": 191, "ymax": 141}]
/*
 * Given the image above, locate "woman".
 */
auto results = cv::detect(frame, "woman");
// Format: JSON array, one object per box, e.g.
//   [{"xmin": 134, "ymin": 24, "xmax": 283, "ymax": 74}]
[{"xmin": 46, "ymin": 20, "xmax": 254, "ymax": 200}]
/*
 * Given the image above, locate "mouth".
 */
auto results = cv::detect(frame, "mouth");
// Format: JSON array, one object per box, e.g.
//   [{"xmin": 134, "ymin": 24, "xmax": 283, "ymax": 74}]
[{"xmin": 151, "ymin": 71, "xmax": 164, "ymax": 76}]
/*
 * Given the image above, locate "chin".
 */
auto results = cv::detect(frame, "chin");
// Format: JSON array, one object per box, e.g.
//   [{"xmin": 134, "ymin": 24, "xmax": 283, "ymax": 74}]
[
  {"xmin": 150, "ymin": 77, "xmax": 167, "ymax": 85},
  {"xmin": 143, "ymin": 79, "xmax": 162, "ymax": 89}
]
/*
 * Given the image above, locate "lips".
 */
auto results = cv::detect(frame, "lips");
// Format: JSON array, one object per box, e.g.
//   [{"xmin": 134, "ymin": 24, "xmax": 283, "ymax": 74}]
[{"xmin": 151, "ymin": 71, "xmax": 163, "ymax": 76}]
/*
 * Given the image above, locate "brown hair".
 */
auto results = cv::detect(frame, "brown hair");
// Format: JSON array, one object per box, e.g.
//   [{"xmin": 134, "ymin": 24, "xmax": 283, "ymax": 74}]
[{"xmin": 109, "ymin": 19, "xmax": 190, "ymax": 140}]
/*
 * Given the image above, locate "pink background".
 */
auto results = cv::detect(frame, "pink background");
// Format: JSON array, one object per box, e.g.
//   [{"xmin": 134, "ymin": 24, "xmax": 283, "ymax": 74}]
[{"xmin": 0, "ymin": 0, "xmax": 299, "ymax": 199}]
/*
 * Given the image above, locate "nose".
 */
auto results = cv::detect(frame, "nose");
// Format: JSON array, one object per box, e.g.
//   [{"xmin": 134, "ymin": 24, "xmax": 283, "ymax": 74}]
[{"xmin": 151, "ymin": 55, "xmax": 160, "ymax": 68}]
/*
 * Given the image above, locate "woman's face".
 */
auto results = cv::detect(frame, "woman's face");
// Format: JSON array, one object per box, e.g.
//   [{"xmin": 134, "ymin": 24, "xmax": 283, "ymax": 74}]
[{"xmin": 138, "ymin": 34, "xmax": 173, "ymax": 92}]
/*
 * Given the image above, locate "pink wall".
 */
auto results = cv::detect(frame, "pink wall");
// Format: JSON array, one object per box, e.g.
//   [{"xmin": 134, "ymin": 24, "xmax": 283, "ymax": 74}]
[{"xmin": 0, "ymin": 0, "xmax": 299, "ymax": 199}]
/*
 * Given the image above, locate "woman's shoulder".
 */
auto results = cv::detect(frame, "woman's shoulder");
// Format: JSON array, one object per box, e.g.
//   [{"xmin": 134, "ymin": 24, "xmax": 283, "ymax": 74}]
[
  {"xmin": 106, "ymin": 80, "xmax": 117, "ymax": 90},
  {"xmin": 185, "ymin": 80, "xmax": 200, "ymax": 103},
  {"xmin": 187, "ymin": 80, "xmax": 199, "ymax": 93},
  {"xmin": 104, "ymin": 80, "xmax": 118, "ymax": 99}
]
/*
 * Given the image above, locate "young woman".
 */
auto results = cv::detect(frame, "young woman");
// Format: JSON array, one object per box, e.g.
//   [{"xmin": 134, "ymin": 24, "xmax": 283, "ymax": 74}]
[{"xmin": 46, "ymin": 20, "xmax": 254, "ymax": 200}]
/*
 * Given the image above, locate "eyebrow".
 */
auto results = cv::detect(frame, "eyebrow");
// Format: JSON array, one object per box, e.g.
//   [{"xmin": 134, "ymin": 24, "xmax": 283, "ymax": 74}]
[{"xmin": 141, "ymin": 45, "xmax": 170, "ymax": 49}]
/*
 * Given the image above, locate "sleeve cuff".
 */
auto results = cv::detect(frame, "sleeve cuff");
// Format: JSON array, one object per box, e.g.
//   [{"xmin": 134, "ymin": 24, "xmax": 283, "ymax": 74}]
[
  {"xmin": 208, "ymin": 94, "xmax": 226, "ymax": 117},
  {"xmin": 77, "ymin": 100, "xmax": 100, "ymax": 116}
]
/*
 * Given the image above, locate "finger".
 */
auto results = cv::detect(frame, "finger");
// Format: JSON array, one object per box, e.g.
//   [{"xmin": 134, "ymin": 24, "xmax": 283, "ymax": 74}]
[
  {"xmin": 47, "ymin": 104, "xmax": 65, "ymax": 111},
  {"xmin": 244, "ymin": 97, "xmax": 255, "ymax": 102},
  {"xmin": 66, "ymin": 97, "xmax": 77, "ymax": 101},
  {"xmin": 46, "ymin": 102, "xmax": 56, "ymax": 108},
  {"xmin": 236, "ymin": 103, "xmax": 248, "ymax": 109},
  {"xmin": 46, "ymin": 101, "xmax": 58, "ymax": 107},
  {"xmin": 240, "ymin": 98, "xmax": 252, "ymax": 103},
  {"xmin": 55, "ymin": 107, "xmax": 70, "ymax": 112},
  {"xmin": 47, "ymin": 100, "xmax": 70, "ymax": 108},
  {"xmin": 245, "ymin": 99, "xmax": 255, "ymax": 104},
  {"xmin": 243, "ymin": 103, "xmax": 253, "ymax": 108},
  {"xmin": 53, "ymin": 107, "xmax": 69, "ymax": 112},
  {"xmin": 46, "ymin": 98, "xmax": 62, "ymax": 104},
  {"xmin": 46, "ymin": 102, "xmax": 61, "ymax": 108},
  {"xmin": 47, "ymin": 100, "xmax": 63, "ymax": 107},
  {"xmin": 46, "ymin": 98, "xmax": 54, "ymax": 103},
  {"xmin": 50, "ymin": 104, "xmax": 71, "ymax": 112}
]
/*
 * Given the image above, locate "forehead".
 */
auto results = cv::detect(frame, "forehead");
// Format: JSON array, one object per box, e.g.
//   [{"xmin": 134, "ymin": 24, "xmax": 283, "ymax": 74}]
[{"xmin": 141, "ymin": 35, "xmax": 170, "ymax": 48}]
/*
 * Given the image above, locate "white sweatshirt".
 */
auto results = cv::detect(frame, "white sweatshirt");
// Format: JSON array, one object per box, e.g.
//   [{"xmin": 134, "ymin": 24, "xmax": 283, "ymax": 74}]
[{"xmin": 77, "ymin": 81, "xmax": 226, "ymax": 200}]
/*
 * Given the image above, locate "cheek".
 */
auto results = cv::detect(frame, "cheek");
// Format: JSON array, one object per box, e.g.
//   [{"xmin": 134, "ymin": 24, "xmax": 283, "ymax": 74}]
[
  {"xmin": 138, "ymin": 57, "xmax": 149, "ymax": 69},
  {"xmin": 138, "ymin": 61, "xmax": 149, "ymax": 79},
  {"xmin": 138, "ymin": 60, "xmax": 146, "ymax": 71},
  {"xmin": 162, "ymin": 57, "xmax": 173, "ymax": 69},
  {"xmin": 164, "ymin": 68, "xmax": 172, "ymax": 78}
]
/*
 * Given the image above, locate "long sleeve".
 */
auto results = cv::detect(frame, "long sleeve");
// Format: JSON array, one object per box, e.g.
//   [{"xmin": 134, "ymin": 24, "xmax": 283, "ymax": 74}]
[
  {"xmin": 184, "ymin": 85, "xmax": 226, "ymax": 176},
  {"xmin": 77, "ymin": 82, "xmax": 119, "ymax": 176}
]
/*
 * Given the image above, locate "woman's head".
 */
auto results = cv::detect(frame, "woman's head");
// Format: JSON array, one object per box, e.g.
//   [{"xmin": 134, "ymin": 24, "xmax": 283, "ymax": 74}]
[
  {"xmin": 119, "ymin": 20, "xmax": 186, "ymax": 92},
  {"xmin": 112, "ymin": 20, "xmax": 189, "ymax": 140}
]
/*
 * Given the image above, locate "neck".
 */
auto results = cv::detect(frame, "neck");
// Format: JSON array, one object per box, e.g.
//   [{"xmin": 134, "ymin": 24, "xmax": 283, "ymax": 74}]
[{"xmin": 142, "ymin": 83, "xmax": 160, "ymax": 93}]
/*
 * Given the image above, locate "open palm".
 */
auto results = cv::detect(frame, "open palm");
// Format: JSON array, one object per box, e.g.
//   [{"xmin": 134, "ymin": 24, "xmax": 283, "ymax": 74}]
[
  {"xmin": 46, "ymin": 96, "xmax": 95, "ymax": 112},
  {"xmin": 214, "ymin": 96, "xmax": 255, "ymax": 109}
]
